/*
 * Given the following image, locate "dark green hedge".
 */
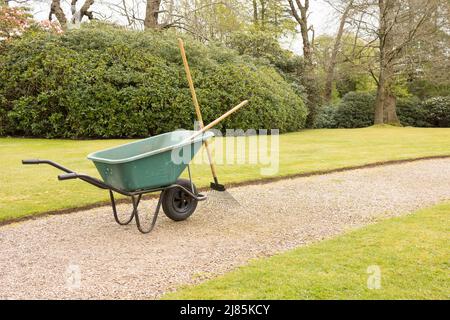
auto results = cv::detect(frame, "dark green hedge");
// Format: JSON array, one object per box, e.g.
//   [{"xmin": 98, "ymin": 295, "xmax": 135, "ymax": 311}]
[
  {"xmin": 396, "ymin": 96, "xmax": 426, "ymax": 127},
  {"xmin": 313, "ymin": 104, "xmax": 338, "ymax": 129},
  {"xmin": 313, "ymin": 92, "xmax": 450, "ymax": 129},
  {"xmin": 0, "ymin": 24, "xmax": 307, "ymax": 138},
  {"xmin": 420, "ymin": 96, "xmax": 450, "ymax": 127},
  {"xmin": 335, "ymin": 91, "xmax": 375, "ymax": 128}
]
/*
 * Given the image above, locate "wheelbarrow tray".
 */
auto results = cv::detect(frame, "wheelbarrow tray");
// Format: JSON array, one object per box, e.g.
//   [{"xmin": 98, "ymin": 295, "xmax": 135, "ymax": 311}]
[{"xmin": 87, "ymin": 130, "xmax": 213, "ymax": 192}]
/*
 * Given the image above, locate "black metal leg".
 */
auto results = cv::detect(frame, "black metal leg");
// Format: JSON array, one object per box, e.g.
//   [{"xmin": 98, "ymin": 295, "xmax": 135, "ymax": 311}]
[
  {"xmin": 133, "ymin": 191, "xmax": 165, "ymax": 234},
  {"xmin": 110, "ymin": 190, "xmax": 137, "ymax": 226}
]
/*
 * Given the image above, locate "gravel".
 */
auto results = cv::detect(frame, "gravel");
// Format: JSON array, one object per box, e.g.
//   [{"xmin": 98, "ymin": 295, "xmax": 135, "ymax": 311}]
[{"xmin": 0, "ymin": 158, "xmax": 449, "ymax": 299}]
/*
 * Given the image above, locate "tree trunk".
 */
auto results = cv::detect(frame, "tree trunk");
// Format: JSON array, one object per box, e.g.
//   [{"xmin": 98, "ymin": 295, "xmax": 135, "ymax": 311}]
[
  {"xmin": 49, "ymin": 0, "xmax": 68, "ymax": 27},
  {"xmin": 144, "ymin": 0, "xmax": 161, "ymax": 29},
  {"xmin": 260, "ymin": 0, "xmax": 266, "ymax": 28},
  {"xmin": 287, "ymin": 0, "xmax": 313, "ymax": 67},
  {"xmin": 287, "ymin": 0, "xmax": 318, "ymax": 127},
  {"xmin": 324, "ymin": 0, "xmax": 353, "ymax": 103},
  {"xmin": 384, "ymin": 90, "xmax": 399, "ymax": 124},
  {"xmin": 373, "ymin": 66, "xmax": 384, "ymax": 124},
  {"xmin": 374, "ymin": 0, "xmax": 400, "ymax": 125},
  {"xmin": 253, "ymin": 0, "xmax": 258, "ymax": 25}
]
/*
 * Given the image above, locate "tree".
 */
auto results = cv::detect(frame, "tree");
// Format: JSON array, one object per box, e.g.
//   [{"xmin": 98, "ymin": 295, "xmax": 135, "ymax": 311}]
[
  {"xmin": 49, "ymin": 0, "xmax": 95, "ymax": 28},
  {"xmin": 286, "ymin": 0, "xmax": 321, "ymax": 126},
  {"xmin": 286, "ymin": 0, "xmax": 314, "ymax": 67},
  {"xmin": 251, "ymin": 0, "xmax": 293, "ymax": 33},
  {"xmin": 144, "ymin": 0, "xmax": 161, "ymax": 29},
  {"xmin": 323, "ymin": 0, "xmax": 354, "ymax": 103},
  {"xmin": 346, "ymin": 0, "xmax": 442, "ymax": 125},
  {"xmin": 314, "ymin": 34, "xmax": 377, "ymax": 99}
]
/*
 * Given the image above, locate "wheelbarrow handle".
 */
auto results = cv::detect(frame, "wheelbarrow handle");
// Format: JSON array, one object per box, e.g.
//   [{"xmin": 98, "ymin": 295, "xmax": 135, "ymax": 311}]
[
  {"xmin": 22, "ymin": 159, "xmax": 73, "ymax": 173},
  {"xmin": 22, "ymin": 159, "xmax": 44, "ymax": 165},
  {"xmin": 58, "ymin": 173, "xmax": 78, "ymax": 181}
]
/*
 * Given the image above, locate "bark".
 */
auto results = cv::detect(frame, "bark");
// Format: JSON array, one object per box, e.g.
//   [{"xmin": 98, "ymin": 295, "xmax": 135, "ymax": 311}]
[
  {"xmin": 374, "ymin": 68, "xmax": 385, "ymax": 124},
  {"xmin": 144, "ymin": 0, "xmax": 162, "ymax": 29},
  {"xmin": 79, "ymin": 0, "xmax": 95, "ymax": 21},
  {"xmin": 49, "ymin": 0, "xmax": 67, "ymax": 27},
  {"xmin": 260, "ymin": 0, "xmax": 266, "ymax": 28},
  {"xmin": 49, "ymin": 0, "xmax": 94, "ymax": 27},
  {"xmin": 324, "ymin": 0, "xmax": 353, "ymax": 103},
  {"xmin": 253, "ymin": 0, "xmax": 258, "ymax": 25},
  {"xmin": 374, "ymin": 0, "xmax": 400, "ymax": 125}
]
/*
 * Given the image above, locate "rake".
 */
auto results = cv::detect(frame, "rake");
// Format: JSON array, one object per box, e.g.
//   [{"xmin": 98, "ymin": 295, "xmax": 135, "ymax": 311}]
[{"xmin": 178, "ymin": 38, "xmax": 247, "ymax": 206}]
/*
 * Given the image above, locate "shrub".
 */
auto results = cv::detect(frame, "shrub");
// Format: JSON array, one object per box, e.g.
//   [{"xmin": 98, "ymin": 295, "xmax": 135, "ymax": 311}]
[
  {"xmin": 313, "ymin": 104, "xmax": 338, "ymax": 129},
  {"xmin": 335, "ymin": 91, "xmax": 375, "ymax": 128},
  {"xmin": 0, "ymin": 6, "xmax": 32, "ymax": 42},
  {"xmin": 0, "ymin": 24, "xmax": 307, "ymax": 138},
  {"xmin": 420, "ymin": 96, "xmax": 450, "ymax": 127},
  {"xmin": 396, "ymin": 96, "xmax": 427, "ymax": 127}
]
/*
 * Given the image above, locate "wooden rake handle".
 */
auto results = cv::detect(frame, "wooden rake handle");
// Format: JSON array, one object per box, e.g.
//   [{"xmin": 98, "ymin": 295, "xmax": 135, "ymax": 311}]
[
  {"xmin": 178, "ymin": 38, "xmax": 205, "ymax": 127},
  {"xmin": 181, "ymin": 100, "xmax": 249, "ymax": 144}
]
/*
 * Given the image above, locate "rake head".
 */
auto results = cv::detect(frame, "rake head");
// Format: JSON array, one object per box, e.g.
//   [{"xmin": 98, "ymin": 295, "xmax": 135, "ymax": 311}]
[
  {"xmin": 210, "ymin": 177, "xmax": 226, "ymax": 192},
  {"xmin": 210, "ymin": 181, "xmax": 226, "ymax": 192}
]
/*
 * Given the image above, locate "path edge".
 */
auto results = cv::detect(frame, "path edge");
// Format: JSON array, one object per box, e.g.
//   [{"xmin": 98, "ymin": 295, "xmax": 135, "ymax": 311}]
[{"xmin": 2, "ymin": 155, "xmax": 449, "ymax": 227}]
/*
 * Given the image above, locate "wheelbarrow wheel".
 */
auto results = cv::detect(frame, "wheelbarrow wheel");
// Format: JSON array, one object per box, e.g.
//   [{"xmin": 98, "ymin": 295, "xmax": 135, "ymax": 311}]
[{"xmin": 162, "ymin": 179, "xmax": 198, "ymax": 221}]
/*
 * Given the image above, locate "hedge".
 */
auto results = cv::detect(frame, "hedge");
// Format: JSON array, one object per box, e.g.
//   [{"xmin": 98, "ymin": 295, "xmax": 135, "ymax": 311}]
[
  {"xmin": 313, "ymin": 92, "xmax": 450, "ymax": 129},
  {"xmin": 420, "ymin": 96, "xmax": 450, "ymax": 127},
  {"xmin": 396, "ymin": 96, "xmax": 426, "ymax": 127},
  {"xmin": 335, "ymin": 91, "xmax": 375, "ymax": 128},
  {"xmin": 0, "ymin": 24, "xmax": 307, "ymax": 138},
  {"xmin": 313, "ymin": 104, "xmax": 338, "ymax": 129}
]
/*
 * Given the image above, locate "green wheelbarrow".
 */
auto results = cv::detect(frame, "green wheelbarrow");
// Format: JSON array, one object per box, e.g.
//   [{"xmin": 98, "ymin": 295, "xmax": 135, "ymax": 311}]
[{"xmin": 22, "ymin": 100, "xmax": 249, "ymax": 234}]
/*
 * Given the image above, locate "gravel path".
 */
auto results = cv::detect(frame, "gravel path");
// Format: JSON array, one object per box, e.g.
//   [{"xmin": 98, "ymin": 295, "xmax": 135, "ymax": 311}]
[{"xmin": 1, "ymin": 158, "xmax": 449, "ymax": 299}]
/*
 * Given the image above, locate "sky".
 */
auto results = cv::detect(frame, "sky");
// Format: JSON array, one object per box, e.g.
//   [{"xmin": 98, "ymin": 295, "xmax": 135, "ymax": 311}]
[{"xmin": 24, "ymin": 0, "xmax": 339, "ymax": 55}]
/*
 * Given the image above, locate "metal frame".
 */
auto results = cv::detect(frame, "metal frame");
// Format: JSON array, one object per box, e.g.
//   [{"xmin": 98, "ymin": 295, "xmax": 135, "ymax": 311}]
[{"xmin": 22, "ymin": 159, "xmax": 206, "ymax": 234}]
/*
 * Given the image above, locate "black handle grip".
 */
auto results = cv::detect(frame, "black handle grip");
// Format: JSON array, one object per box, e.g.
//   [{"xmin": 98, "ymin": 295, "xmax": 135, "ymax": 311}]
[
  {"xmin": 58, "ymin": 173, "xmax": 78, "ymax": 181},
  {"xmin": 22, "ymin": 159, "xmax": 42, "ymax": 165}
]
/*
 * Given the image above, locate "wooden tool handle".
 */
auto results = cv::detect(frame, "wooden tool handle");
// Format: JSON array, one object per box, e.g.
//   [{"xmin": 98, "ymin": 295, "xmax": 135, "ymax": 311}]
[
  {"xmin": 182, "ymin": 100, "xmax": 249, "ymax": 143},
  {"xmin": 178, "ymin": 38, "xmax": 205, "ymax": 127}
]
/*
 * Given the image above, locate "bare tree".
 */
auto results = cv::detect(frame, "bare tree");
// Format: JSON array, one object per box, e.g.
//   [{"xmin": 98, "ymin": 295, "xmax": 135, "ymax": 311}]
[
  {"xmin": 286, "ymin": 0, "xmax": 320, "ymax": 126},
  {"xmin": 286, "ymin": 0, "xmax": 314, "ymax": 67},
  {"xmin": 323, "ymin": 0, "xmax": 354, "ymax": 102}
]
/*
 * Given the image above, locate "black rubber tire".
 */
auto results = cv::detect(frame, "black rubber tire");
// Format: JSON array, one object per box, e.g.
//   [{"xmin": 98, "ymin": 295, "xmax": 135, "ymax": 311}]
[{"xmin": 162, "ymin": 179, "xmax": 198, "ymax": 221}]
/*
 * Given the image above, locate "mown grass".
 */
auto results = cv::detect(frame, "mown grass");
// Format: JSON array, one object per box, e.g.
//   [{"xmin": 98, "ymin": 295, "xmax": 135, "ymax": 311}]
[
  {"xmin": 1, "ymin": 126, "xmax": 449, "ymax": 221},
  {"xmin": 164, "ymin": 202, "xmax": 450, "ymax": 300}
]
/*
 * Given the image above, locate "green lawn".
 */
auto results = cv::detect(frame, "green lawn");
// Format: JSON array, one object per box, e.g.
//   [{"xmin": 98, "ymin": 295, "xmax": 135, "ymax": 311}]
[
  {"xmin": 1, "ymin": 126, "xmax": 449, "ymax": 221},
  {"xmin": 164, "ymin": 202, "xmax": 450, "ymax": 300}
]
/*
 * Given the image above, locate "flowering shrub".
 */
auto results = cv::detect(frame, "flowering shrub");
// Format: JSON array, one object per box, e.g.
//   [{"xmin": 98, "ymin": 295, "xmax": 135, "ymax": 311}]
[
  {"xmin": 0, "ymin": 7, "xmax": 63, "ymax": 42},
  {"xmin": 0, "ymin": 6, "xmax": 32, "ymax": 41},
  {"xmin": 38, "ymin": 20, "xmax": 63, "ymax": 34}
]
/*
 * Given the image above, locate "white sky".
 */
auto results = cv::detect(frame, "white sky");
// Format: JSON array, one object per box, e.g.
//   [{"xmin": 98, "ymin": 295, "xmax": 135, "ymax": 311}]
[{"xmin": 23, "ymin": 0, "xmax": 339, "ymax": 55}]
